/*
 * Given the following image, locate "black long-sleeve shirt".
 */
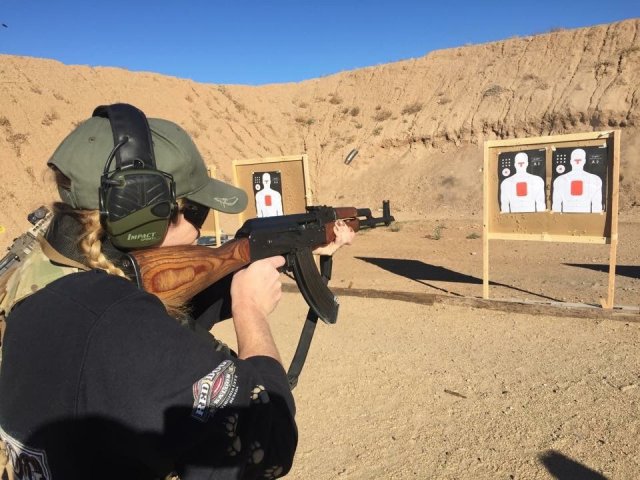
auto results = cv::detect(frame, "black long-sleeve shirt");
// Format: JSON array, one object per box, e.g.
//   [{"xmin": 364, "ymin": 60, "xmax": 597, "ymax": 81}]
[{"xmin": 0, "ymin": 269, "xmax": 297, "ymax": 480}]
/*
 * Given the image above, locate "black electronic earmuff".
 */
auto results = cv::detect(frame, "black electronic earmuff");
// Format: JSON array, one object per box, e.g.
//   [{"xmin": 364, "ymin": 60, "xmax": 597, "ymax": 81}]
[{"xmin": 95, "ymin": 103, "xmax": 177, "ymax": 249}]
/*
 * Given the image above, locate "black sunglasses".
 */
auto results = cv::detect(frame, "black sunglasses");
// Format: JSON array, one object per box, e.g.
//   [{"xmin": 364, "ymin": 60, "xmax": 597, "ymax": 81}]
[{"xmin": 181, "ymin": 200, "xmax": 210, "ymax": 229}]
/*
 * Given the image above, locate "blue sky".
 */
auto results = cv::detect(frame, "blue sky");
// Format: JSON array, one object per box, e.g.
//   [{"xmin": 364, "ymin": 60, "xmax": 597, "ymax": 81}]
[{"xmin": 1, "ymin": 1, "xmax": 638, "ymax": 85}]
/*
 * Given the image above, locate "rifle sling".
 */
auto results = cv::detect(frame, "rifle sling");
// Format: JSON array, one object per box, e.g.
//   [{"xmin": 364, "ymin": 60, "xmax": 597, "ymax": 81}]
[
  {"xmin": 287, "ymin": 308, "xmax": 319, "ymax": 389},
  {"xmin": 287, "ymin": 255, "xmax": 333, "ymax": 389}
]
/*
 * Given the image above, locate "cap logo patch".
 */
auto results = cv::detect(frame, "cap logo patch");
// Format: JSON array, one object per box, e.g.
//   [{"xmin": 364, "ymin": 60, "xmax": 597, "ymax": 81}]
[
  {"xmin": 214, "ymin": 196, "xmax": 240, "ymax": 209},
  {"xmin": 192, "ymin": 360, "xmax": 238, "ymax": 422}
]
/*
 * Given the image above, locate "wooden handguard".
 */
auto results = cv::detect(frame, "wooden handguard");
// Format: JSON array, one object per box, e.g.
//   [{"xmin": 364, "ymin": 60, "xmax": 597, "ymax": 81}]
[
  {"xmin": 333, "ymin": 207, "xmax": 358, "ymax": 219},
  {"xmin": 322, "ymin": 208, "xmax": 360, "ymax": 244},
  {"xmin": 127, "ymin": 237, "xmax": 251, "ymax": 304}
]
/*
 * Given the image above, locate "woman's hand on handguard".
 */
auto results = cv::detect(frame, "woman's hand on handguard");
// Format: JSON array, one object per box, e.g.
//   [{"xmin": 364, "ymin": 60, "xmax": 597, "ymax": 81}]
[{"xmin": 312, "ymin": 219, "xmax": 355, "ymax": 256}]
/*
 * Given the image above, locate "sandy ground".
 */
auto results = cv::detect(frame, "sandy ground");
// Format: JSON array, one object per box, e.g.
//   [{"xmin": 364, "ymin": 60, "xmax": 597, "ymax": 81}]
[{"xmin": 211, "ymin": 219, "xmax": 640, "ymax": 480}]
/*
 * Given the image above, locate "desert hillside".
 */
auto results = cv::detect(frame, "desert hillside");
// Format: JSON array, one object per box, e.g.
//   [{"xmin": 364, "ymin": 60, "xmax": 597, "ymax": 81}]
[{"xmin": 1, "ymin": 19, "xmax": 639, "ymax": 251}]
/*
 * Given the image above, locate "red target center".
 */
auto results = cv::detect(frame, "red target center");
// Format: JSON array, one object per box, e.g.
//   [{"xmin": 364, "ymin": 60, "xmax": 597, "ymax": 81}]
[
  {"xmin": 516, "ymin": 182, "xmax": 528, "ymax": 197},
  {"xmin": 570, "ymin": 181, "xmax": 583, "ymax": 196}
]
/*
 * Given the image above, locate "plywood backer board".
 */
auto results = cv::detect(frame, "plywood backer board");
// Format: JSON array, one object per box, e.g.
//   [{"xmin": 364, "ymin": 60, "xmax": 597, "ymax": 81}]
[
  {"xmin": 232, "ymin": 154, "xmax": 312, "ymax": 224},
  {"xmin": 485, "ymin": 131, "xmax": 619, "ymax": 242}
]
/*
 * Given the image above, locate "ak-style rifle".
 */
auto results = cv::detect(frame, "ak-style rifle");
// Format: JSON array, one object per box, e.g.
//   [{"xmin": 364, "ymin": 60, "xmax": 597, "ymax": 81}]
[{"xmin": 122, "ymin": 201, "xmax": 394, "ymax": 388}]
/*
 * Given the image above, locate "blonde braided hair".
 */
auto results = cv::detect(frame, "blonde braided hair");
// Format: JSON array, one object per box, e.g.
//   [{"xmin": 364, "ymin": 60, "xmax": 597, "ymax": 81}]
[{"xmin": 77, "ymin": 208, "xmax": 128, "ymax": 277}]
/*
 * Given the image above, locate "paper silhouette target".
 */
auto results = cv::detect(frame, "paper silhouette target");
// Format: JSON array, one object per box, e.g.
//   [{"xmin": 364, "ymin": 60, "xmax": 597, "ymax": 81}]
[
  {"xmin": 498, "ymin": 149, "xmax": 546, "ymax": 213},
  {"xmin": 253, "ymin": 171, "xmax": 284, "ymax": 217},
  {"xmin": 551, "ymin": 146, "xmax": 607, "ymax": 213}
]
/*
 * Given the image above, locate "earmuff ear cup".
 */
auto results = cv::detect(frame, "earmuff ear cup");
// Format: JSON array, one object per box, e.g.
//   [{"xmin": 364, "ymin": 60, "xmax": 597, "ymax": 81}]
[{"xmin": 100, "ymin": 169, "xmax": 177, "ymax": 249}]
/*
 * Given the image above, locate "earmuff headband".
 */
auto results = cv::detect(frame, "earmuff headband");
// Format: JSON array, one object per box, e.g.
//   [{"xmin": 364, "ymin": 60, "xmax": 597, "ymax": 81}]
[{"xmin": 92, "ymin": 104, "xmax": 156, "ymax": 170}]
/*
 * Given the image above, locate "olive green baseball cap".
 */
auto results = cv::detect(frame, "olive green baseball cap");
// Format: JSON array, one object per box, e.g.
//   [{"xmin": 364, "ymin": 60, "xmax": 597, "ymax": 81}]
[{"xmin": 47, "ymin": 116, "xmax": 247, "ymax": 214}]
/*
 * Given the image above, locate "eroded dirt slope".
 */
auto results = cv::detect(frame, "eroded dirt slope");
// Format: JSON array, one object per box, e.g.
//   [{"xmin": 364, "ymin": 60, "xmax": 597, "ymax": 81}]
[{"xmin": 1, "ymin": 19, "xmax": 639, "ymax": 251}]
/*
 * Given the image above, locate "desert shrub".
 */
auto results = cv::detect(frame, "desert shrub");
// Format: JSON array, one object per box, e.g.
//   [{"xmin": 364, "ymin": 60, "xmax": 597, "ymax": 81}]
[
  {"xmin": 218, "ymin": 85, "xmax": 245, "ymax": 113},
  {"xmin": 536, "ymin": 80, "xmax": 550, "ymax": 90},
  {"xmin": 440, "ymin": 176, "xmax": 456, "ymax": 187},
  {"xmin": 30, "ymin": 86, "xmax": 42, "ymax": 95},
  {"xmin": 328, "ymin": 94, "xmax": 343, "ymax": 105},
  {"xmin": 466, "ymin": 232, "xmax": 481, "ymax": 239},
  {"xmin": 426, "ymin": 224, "xmax": 446, "ymax": 240},
  {"xmin": 349, "ymin": 106, "xmax": 360, "ymax": 116},
  {"xmin": 185, "ymin": 95, "xmax": 194, "ymax": 103},
  {"xmin": 522, "ymin": 73, "xmax": 549, "ymax": 88},
  {"xmin": 41, "ymin": 110, "xmax": 59, "ymax": 126},
  {"xmin": 294, "ymin": 116, "xmax": 315, "ymax": 126},
  {"xmin": 619, "ymin": 45, "xmax": 640, "ymax": 57},
  {"xmin": 7, "ymin": 132, "xmax": 28, "ymax": 157},
  {"xmin": 372, "ymin": 126, "xmax": 383, "ymax": 136},
  {"xmin": 595, "ymin": 60, "xmax": 613, "ymax": 70},
  {"xmin": 401, "ymin": 102, "xmax": 423, "ymax": 115},
  {"xmin": 298, "ymin": 102, "xmax": 308, "ymax": 108},
  {"xmin": 0, "ymin": 116, "xmax": 10, "ymax": 127},
  {"xmin": 373, "ymin": 109, "xmax": 392, "ymax": 121},
  {"xmin": 233, "ymin": 100, "xmax": 246, "ymax": 113},
  {"xmin": 483, "ymin": 85, "xmax": 505, "ymax": 97}
]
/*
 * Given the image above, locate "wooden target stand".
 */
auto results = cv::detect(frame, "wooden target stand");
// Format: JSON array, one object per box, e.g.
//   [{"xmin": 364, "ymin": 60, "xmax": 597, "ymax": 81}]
[{"xmin": 483, "ymin": 130, "xmax": 621, "ymax": 309}]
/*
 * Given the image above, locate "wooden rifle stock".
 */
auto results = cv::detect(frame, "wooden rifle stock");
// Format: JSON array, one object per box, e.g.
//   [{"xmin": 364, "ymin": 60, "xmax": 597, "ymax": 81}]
[
  {"xmin": 126, "ymin": 238, "xmax": 251, "ymax": 305},
  {"xmin": 126, "ymin": 220, "xmax": 355, "ymax": 305}
]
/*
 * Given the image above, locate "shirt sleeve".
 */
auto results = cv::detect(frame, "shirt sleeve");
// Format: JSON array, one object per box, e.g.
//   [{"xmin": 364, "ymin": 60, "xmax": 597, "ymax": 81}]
[
  {"xmin": 188, "ymin": 273, "xmax": 234, "ymax": 332},
  {"xmin": 80, "ymin": 288, "xmax": 297, "ymax": 479}
]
